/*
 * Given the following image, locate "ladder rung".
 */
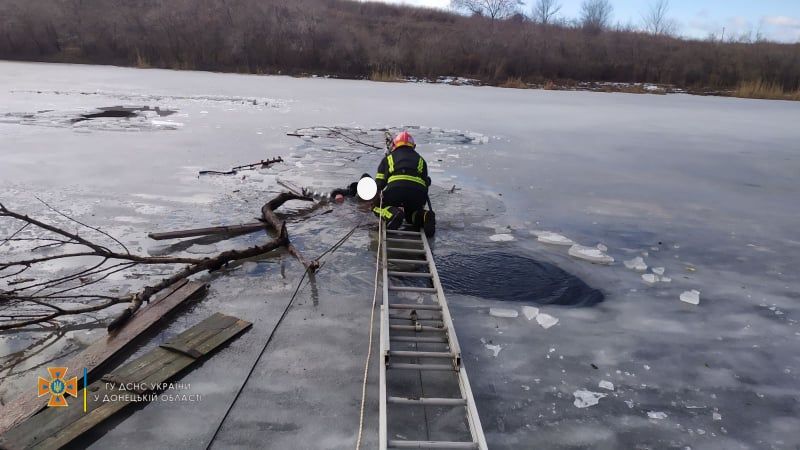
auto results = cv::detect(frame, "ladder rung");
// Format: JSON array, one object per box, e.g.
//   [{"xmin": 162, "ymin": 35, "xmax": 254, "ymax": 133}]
[
  {"xmin": 389, "ymin": 442, "xmax": 477, "ymax": 449},
  {"xmin": 387, "ymin": 258, "xmax": 429, "ymax": 265},
  {"xmin": 388, "ymin": 315, "xmax": 442, "ymax": 322},
  {"xmin": 386, "ymin": 229, "xmax": 422, "ymax": 236},
  {"xmin": 388, "ymin": 271, "xmax": 432, "ymax": 278},
  {"xmin": 388, "ymin": 351, "xmax": 454, "ymax": 359},
  {"xmin": 387, "ymin": 363, "xmax": 455, "ymax": 371},
  {"xmin": 390, "ymin": 336, "xmax": 448, "ymax": 343},
  {"xmin": 390, "ymin": 325, "xmax": 446, "ymax": 332},
  {"xmin": 387, "ymin": 396, "xmax": 466, "ymax": 406},
  {"xmin": 387, "ymin": 248, "xmax": 426, "ymax": 255},
  {"xmin": 386, "ymin": 238, "xmax": 423, "ymax": 245},
  {"xmin": 389, "ymin": 304, "xmax": 442, "ymax": 311},
  {"xmin": 389, "ymin": 286, "xmax": 437, "ymax": 293}
]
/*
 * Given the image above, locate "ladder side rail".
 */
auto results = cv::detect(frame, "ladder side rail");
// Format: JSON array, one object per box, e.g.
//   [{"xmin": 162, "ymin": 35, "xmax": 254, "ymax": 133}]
[
  {"xmin": 457, "ymin": 369, "xmax": 488, "ymax": 449},
  {"xmin": 379, "ymin": 225, "xmax": 390, "ymax": 450}
]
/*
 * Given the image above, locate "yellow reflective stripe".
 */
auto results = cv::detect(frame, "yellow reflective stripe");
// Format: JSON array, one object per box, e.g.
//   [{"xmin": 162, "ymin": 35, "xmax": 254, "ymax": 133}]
[
  {"xmin": 373, "ymin": 207, "xmax": 393, "ymax": 219},
  {"xmin": 417, "ymin": 157, "xmax": 424, "ymax": 174},
  {"xmin": 375, "ymin": 173, "xmax": 385, "ymax": 180},
  {"xmin": 387, "ymin": 175, "xmax": 427, "ymax": 187},
  {"xmin": 387, "ymin": 155, "xmax": 395, "ymax": 174}
]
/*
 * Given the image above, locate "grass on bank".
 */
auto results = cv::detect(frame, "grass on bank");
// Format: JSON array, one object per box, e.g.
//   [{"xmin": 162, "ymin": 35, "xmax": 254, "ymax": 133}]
[
  {"xmin": 369, "ymin": 68, "xmax": 404, "ymax": 82},
  {"xmin": 734, "ymin": 80, "xmax": 800, "ymax": 101}
]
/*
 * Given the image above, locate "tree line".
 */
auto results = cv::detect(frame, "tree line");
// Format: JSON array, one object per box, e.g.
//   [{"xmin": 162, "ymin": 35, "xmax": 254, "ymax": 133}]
[{"xmin": 1, "ymin": 0, "xmax": 798, "ymax": 92}]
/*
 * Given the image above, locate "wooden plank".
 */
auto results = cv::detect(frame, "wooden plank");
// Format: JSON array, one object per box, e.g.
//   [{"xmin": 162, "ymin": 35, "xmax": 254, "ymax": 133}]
[
  {"xmin": 1, "ymin": 313, "xmax": 251, "ymax": 450},
  {"xmin": 148, "ymin": 222, "xmax": 265, "ymax": 240},
  {"xmin": 0, "ymin": 280, "xmax": 208, "ymax": 435}
]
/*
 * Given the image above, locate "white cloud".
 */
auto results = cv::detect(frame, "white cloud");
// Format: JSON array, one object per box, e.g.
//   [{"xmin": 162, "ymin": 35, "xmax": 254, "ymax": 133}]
[{"xmin": 763, "ymin": 15, "xmax": 800, "ymax": 28}]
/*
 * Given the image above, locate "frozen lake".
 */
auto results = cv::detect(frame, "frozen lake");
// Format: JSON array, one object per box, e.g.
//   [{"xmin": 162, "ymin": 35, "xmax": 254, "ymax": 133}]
[{"xmin": 1, "ymin": 61, "xmax": 799, "ymax": 449}]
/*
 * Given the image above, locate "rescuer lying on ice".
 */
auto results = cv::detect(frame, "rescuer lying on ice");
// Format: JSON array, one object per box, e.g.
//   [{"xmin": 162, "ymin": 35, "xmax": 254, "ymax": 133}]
[{"xmin": 373, "ymin": 131, "xmax": 435, "ymax": 237}]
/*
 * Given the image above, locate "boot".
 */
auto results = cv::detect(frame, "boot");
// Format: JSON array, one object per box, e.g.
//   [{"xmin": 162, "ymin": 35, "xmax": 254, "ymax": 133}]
[{"xmin": 423, "ymin": 210, "xmax": 436, "ymax": 237}]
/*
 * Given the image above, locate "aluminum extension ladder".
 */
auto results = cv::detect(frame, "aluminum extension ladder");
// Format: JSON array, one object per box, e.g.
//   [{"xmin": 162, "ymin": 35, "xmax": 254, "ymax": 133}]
[{"xmin": 378, "ymin": 227, "xmax": 488, "ymax": 449}]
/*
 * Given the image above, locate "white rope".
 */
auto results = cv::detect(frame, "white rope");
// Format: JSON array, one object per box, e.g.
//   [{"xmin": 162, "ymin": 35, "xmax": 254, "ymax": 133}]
[{"xmin": 355, "ymin": 196, "xmax": 383, "ymax": 450}]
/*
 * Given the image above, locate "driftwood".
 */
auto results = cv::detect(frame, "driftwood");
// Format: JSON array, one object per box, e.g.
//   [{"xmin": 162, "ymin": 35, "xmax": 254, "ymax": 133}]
[{"xmin": 147, "ymin": 222, "xmax": 266, "ymax": 241}]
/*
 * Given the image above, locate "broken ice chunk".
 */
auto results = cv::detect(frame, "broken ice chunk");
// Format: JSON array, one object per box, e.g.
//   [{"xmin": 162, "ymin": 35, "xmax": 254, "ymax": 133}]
[
  {"xmin": 568, "ymin": 245, "xmax": 614, "ymax": 264},
  {"xmin": 573, "ymin": 390, "xmax": 607, "ymax": 408},
  {"xmin": 647, "ymin": 411, "xmax": 668, "ymax": 420},
  {"xmin": 652, "ymin": 267, "xmax": 665, "ymax": 275},
  {"xmin": 489, "ymin": 308, "xmax": 518, "ymax": 319},
  {"xmin": 624, "ymin": 256, "xmax": 647, "ymax": 271},
  {"xmin": 522, "ymin": 306, "xmax": 539, "ymax": 320},
  {"xmin": 598, "ymin": 380, "xmax": 615, "ymax": 391},
  {"xmin": 680, "ymin": 290, "xmax": 701, "ymax": 305},
  {"xmin": 642, "ymin": 273, "xmax": 659, "ymax": 285},
  {"xmin": 485, "ymin": 343, "xmax": 503, "ymax": 357},
  {"xmin": 536, "ymin": 313, "xmax": 559, "ymax": 329},
  {"xmin": 489, "ymin": 233, "xmax": 514, "ymax": 242},
  {"xmin": 713, "ymin": 412, "xmax": 722, "ymax": 421},
  {"xmin": 534, "ymin": 231, "xmax": 574, "ymax": 246}
]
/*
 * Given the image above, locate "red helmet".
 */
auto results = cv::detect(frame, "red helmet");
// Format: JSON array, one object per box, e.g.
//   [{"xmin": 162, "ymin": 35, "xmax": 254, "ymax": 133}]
[{"xmin": 391, "ymin": 131, "xmax": 416, "ymax": 151}]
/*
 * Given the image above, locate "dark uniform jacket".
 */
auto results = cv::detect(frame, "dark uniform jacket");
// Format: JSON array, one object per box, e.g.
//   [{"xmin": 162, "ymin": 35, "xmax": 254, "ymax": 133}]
[{"xmin": 375, "ymin": 147, "xmax": 430, "ymax": 193}]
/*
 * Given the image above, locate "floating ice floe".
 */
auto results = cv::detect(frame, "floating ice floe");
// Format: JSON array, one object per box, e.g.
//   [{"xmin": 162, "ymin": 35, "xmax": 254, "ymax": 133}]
[
  {"xmin": 489, "ymin": 234, "xmax": 514, "ymax": 242},
  {"xmin": 536, "ymin": 313, "xmax": 559, "ymax": 329},
  {"xmin": 485, "ymin": 343, "xmax": 503, "ymax": 357},
  {"xmin": 522, "ymin": 306, "xmax": 539, "ymax": 321},
  {"xmin": 624, "ymin": 256, "xmax": 647, "ymax": 271},
  {"xmin": 568, "ymin": 245, "xmax": 614, "ymax": 265},
  {"xmin": 489, "ymin": 308, "xmax": 518, "ymax": 319},
  {"xmin": 680, "ymin": 290, "xmax": 701, "ymax": 305},
  {"xmin": 647, "ymin": 411, "xmax": 668, "ymax": 420},
  {"xmin": 597, "ymin": 243, "xmax": 608, "ymax": 252},
  {"xmin": 573, "ymin": 390, "xmax": 607, "ymax": 408},
  {"xmin": 713, "ymin": 412, "xmax": 722, "ymax": 421},
  {"xmin": 598, "ymin": 380, "xmax": 615, "ymax": 391},
  {"xmin": 534, "ymin": 231, "xmax": 574, "ymax": 246},
  {"xmin": 652, "ymin": 267, "xmax": 665, "ymax": 275}
]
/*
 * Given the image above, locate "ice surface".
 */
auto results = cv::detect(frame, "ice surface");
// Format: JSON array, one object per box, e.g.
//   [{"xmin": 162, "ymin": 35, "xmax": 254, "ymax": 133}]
[
  {"xmin": 489, "ymin": 233, "xmax": 514, "ymax": 242},
  {"xmin": 522, "ymin": 306, "xmax": 539, "ymax": 320},
  {"xmin": 489, "ymin": 308, "xmax": 518, "ymax": 318},
  {"xmin": 647, "ymin": 411, "xmax": 668, "ymax": 420},
  {"xmin": 534, "ymin": 231, "xmax": 574, "ymax": 246},
  {"xmin": 598, "ymin": 380, "xmax": 615, "ymax": 391},
  {"xmin": 568, "ymin": 245, "xmax": 614, "ymax": 264},
  {"xmin": 573, "ymin": 390, "xmax": 607, "ymax": 408},
  {"xmin": 536, "ymin": 313, "xmax": 559, "ymax": 329},
  {"xmin": 624, "ymin": 256, "xmax": 648, "ymax": 271},
  {"xmin": 680, "ymin": 290, "xmax": 701, "ymax": 305}
]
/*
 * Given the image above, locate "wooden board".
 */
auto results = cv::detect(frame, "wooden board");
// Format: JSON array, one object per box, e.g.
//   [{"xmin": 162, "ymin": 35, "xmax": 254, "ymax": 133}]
[
  {"xmin": 0, "ymin": 280, "xmax": 208, "ymax": 435},
  {"xmin": 0, "ymin": 312, "xmax": 251, "ymax": 450},
  {"xmin": 148, "ymin": 222, "xmax": 265, "ymax": 240}
]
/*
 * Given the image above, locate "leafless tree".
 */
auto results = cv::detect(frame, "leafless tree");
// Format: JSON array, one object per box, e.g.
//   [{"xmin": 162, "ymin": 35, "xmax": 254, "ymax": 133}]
[
  {"xmin": 450, "ymin": 0, "xmax": 523, "ymax": 20},
  {"xmin": 531, "ymin": 0, "xmax": 561, "ymax": 25},
  {"xmin": 643, "ymin": 0, "xmax": 677, "ymax": 36},
  {"xmin": 580, "ymin": 0, "xmax": 613, "ymax": 32}
]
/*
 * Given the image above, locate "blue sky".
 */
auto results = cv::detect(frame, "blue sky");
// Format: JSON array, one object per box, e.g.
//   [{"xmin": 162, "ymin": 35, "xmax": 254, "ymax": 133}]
[{"xmin": 369, "ymin": 0, "xmax": 800, "ymax": 42}]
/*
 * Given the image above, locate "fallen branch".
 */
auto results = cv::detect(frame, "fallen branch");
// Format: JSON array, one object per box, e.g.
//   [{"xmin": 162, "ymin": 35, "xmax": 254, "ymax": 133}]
[{"xmin": 198, "ymin": 156, "xmax": 283, "ymax": 176}]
